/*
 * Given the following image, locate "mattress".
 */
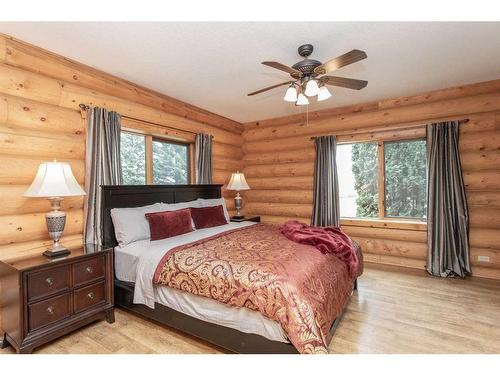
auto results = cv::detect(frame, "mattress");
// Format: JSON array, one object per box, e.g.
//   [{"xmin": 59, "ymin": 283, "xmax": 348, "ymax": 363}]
[{"xmin": 114, "ymin": 222, "xmax": 289, "ymax": 343}]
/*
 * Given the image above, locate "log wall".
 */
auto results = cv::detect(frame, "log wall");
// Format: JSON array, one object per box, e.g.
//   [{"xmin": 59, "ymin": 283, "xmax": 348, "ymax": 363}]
[
  {"xmin": 0, "ymin": 33, "xmax": 244, "ymax": 262},
  {"xmin": 242, "ymin": 79, "xmax": 500, "ymax": 280}
]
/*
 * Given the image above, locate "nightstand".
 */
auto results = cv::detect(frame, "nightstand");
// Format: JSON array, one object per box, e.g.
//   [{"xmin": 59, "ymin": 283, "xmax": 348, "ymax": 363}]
[
  {"xmin": 230, "ymin": 216, "xmax": 261, "ymax": 223},
  {"xmin": 0, "ymin": 244, "xmax": 114, "ymax": 354}
]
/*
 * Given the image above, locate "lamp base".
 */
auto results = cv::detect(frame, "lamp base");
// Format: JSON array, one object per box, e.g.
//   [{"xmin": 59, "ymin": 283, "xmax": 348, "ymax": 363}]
[
  {"xmin": 43, "ymin": 248, "xmax": 70, "ymax": 258},
  {"xmin": 232, "ymin": 215, "xmax": 245, "ymax": 219}
]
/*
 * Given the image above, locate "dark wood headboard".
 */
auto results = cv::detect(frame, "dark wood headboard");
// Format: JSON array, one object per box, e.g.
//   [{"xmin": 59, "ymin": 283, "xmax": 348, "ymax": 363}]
[{"xmin": 100, "ymin": 184, "xmax": 223, "ymax": 248}]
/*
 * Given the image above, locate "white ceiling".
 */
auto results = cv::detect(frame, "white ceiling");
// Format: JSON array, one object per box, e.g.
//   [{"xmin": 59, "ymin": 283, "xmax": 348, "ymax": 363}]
[{"xmin": 1, "ymin": 22, "xmax": 500, "ymax": 123}]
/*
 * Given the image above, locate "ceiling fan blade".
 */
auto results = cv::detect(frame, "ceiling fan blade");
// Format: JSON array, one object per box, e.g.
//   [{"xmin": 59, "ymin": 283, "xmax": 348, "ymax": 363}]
[
  {"xmin": 314, "ymin": 49, "xmax": 367, "ymax": 74},
  {"xmin": 247, "ymin": 81, "xmax": 295, "ymax": 96},
  {"xmin": 320, "ymin": 76, "xmax": 368, "ymax": 90},
  {"xmin": 262, "ymin": 61, "xmax": 302, "ymax": 77}
]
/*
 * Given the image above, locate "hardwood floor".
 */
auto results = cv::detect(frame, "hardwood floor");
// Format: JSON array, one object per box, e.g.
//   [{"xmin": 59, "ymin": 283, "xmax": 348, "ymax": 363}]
[{"xmin": 1, "ymin": 263, "xmax": 499, "ymax": 354}]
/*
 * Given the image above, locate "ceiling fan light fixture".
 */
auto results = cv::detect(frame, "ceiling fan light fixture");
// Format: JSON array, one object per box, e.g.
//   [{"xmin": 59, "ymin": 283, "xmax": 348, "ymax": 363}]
[
  {"xmin": 296, "ymin": 93, "xmax": 309, "ymax": 106},
  {"xmin": 317, "ymin": 85, "xmax": 332, "ymax": 101},
  {"xmin": 304, "ymin": 79, "xmax": 320, "ymax": 97},
  {"xmin": 283, "ymin": 85, "xmax": 298, "ymax": 102}
]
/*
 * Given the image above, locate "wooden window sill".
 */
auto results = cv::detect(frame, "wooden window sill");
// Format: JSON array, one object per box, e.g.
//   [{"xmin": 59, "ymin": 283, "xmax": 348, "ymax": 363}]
[{"xmin": 340, "ymin": 218, "xmax": 427, "ymax": 231}]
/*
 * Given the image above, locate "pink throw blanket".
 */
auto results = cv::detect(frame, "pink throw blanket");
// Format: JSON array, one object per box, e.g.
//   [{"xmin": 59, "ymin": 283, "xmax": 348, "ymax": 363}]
[{"xmin": 280, "ymin": 220, "xmax": 359, "ymax": 277}]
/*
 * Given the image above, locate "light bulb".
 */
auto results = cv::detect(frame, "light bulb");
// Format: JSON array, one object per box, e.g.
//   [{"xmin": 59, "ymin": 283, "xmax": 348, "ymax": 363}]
[
  {"xmin": 296, "ymin": 93, "xmax": 309, "ymax": 106},
  {"xmin": 283, "ymin": 85, "xmax": 298, "ymax": 102},
  {"xmin": 317, "ymin": 85, "xmax": 332, "ymax": 101},
  {"xmin": 304, "ymin": 79, "xmax": 320, "ymax": 97}
]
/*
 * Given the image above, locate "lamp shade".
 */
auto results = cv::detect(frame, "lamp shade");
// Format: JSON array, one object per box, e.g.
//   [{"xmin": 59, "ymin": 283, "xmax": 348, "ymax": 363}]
[
  {"xmin": 304, "ymin": 79, "xmax": 320, "ymax": 96},
  {"xmin": 227, "ymin": 171, "xmax": 250, "ymax": 191},
  {"xmin": 296, "ymin": 93, "xmax": 309, "ymax": 106},
  {"xmin": 24, "ymin": 162, "xmax": 86, "ymax": 197},
  {"xmin": 283, "ymin": 85, "xmax": 298, "ymax": 102},
  {"xmin": 317, "ymin": 85, "xmax": 332, "ymax": 101}
]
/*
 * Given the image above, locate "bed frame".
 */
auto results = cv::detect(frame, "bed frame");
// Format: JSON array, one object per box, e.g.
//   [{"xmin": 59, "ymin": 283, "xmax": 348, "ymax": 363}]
[{"xmin": 101, "ymin": 184, "xmax": 356, "ymax": 354}]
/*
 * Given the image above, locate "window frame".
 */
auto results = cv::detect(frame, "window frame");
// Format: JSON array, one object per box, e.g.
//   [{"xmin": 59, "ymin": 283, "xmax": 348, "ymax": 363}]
[
  {"xmin": 121, "ymin": 129, "xmax": 193, "ymax": 185},
  {"xmin": 338, "ymin": 136, "xmax": 427, "ymax": 222}
]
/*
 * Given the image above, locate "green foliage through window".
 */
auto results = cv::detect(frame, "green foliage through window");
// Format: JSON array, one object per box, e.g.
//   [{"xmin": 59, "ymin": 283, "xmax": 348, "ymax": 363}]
[
  {"xmin": 384, "ymin": 139, "xmax": 427, "ymax": 218},
  {"xmin": 153, "ymin": 140, "xmax": 188, "ymax": 184},
  {"xmin": 120, "ymin": 132, "xmax": 146, "ymax": 185}
]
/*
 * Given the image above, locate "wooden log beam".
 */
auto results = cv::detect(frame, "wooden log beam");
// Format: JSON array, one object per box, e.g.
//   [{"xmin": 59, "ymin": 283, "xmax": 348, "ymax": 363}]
[
  {"xmin": 0, "ymin": 185, "xmax": 84, "ymax": 215},
  {"xmin": 0, "ymin": 209, "xmax": 83, "ymax": 246},
  {"xmin": 244, "ymin": 190, "xmax": 313, "ymax": 205},
  {"xmin": 342, "ymin": 226, "xmax": 427, "ymax": 243},
  {"xmin": 1, "ymin": 93, "xmax": 83, "ymax": 136},
  {"xmin": 0, "ymin": 63, "xmax": 243, "ymax": 148},
  {"xmin": 246, "ymin": 176, "xmax": 313, "ymax": 190},
  {"xmin": 243, "ymin": 92, "xmax": 500, "ymax": 142},
  {"xmin": 245, "ymin": 202, "xmax": 312, "ymax": 218},
  {"xmin": 0, "ymin": 155, "xmax": 85, "ymax": 185},
  {"xmin": 464, "ymin": 171, "xmax": 500, "ymax": 190},
  {"xmin": 1, "ymin": 34, "xmax": 243, "ymax": 134},
  {"xmin": 244, "ymin": 162, "xmax": 314, "ymax": 178},
  {"xmin": 350, "ymin": 237, "xmax": 426, "ymax": 259},
  {"xmin": 467, "ymin": 191, "xmax": 500, "ymax": 208}
]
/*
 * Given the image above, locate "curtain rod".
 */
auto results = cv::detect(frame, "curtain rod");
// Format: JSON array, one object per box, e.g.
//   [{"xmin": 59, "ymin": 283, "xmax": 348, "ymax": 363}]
[
  {"xmin": 79, "ymin": 103, "xmax": 199, "ymax": 136},
  {"xmin": 309, "ymin": 118, "xmax": 470, "ymax": 140}
]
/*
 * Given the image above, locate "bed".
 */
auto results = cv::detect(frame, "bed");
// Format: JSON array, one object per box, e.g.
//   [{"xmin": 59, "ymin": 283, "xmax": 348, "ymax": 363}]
[{"xmin": 101, "ymin": 184, "xmax": 360, "ymax": 354}]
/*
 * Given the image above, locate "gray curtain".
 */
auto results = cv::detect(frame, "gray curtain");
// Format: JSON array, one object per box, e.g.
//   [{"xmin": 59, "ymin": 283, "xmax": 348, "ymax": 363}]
[
  {"xmin": 195, "ymin": 133, "xmax": 213, "ymax": 184},
  {"xmin": 311, "ymin": 136, "xmax": 340, "ymax": 227},
  {"xmin": 426, "ymin": 121, "xmax": 471, "ymax": 278},
  {"xmin": 84, "ymin": 107, "xmax": 122, "ymax": 245}
]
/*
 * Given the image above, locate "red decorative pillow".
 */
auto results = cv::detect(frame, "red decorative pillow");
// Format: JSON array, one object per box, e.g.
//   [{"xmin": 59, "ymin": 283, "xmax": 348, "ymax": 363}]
[
  {"xmin": 190, "ymin": 205, "xmax": 228, "ymax": 229},
  {"xmin": 145, "ymin": 208, "xmax": 193, "ymax": 241}
]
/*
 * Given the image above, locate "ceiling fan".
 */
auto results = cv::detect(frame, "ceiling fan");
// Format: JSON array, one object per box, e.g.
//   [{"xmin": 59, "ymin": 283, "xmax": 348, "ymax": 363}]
[{"xmin": 248, "ymin": 44, "xmax": 368, "ymax": 105}]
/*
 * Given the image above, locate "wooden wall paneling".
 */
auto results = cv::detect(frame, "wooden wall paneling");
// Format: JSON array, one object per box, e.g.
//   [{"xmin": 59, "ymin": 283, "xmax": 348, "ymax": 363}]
[
  {"xmin": 244, "ymin": 162, "xmax": 314, "ymax": 178},
  {"xmin": 0, "ymin": 62, "xmax": 241, "ymax": 148},
  {"xmin": 0, "ymin": 209, "xmax": 83, "ymax": 246},
  {"xmin": 242, "ymin": 80, "xmax": 500, "ymax": 129},
  {"xmin": 0, "ymin": 155, "xmax": 85, "ymax": 185},
  {"xmin": 1, "ymin": 93, "xmax": 83, "ymax": 136},
  {"xmin": 243, "ymin": 92, "xmax": 500, "ymax": 142},
  {"xmin": 1, "ymin": 34, "xmax": 243, "ymax": 135},
  {"xmin": 0, "ymin": 186, "xmax": 84, "ymax": 216},
  {"xmin": 0, "ymin": 129, "xmax": 85, "ymax": 159}
]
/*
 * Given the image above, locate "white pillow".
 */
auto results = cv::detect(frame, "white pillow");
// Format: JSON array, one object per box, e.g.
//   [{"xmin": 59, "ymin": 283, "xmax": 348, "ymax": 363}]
[
  {"xmin": 110, "ymin": 203, "xmax": 165, "ymax": 247},
  {"xmin": 197, "ymin": 198, "xmax": 230, "ymax": 222}
]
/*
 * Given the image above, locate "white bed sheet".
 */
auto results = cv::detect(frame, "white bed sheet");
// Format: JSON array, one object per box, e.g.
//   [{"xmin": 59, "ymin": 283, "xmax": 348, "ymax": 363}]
[{"xmin": 115, "ymin": 222, "xmax": 288, "ymax": 343}]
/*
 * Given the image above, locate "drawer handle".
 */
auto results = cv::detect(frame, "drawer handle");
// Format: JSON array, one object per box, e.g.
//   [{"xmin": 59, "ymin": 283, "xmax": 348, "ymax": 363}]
[
  {"xmin": 45, "ymin": 277, "xmax": 54, "ymax": 287},
  {"xmin": 86, "ymin": 266, "xmax": 94, "ymax": 274},
  {"xmin": 46, "ymin": 306, "xmax": 55, "ymax": 315},
  {"xmin": 87, "ymin": 292, "xmax": 95, "ymax": 300}
]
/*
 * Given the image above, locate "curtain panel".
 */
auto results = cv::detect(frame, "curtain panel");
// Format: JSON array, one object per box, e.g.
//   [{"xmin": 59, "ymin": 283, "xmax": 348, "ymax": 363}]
[
  {"xmin": 84, "ymin": 107, "xmax": 123, "ymax": 245},
  {"xmin": 195, "ymin": 133, "xmax": 213, "ymax": 184},
  {"xmin": 426, "ymin": 121, "xmax": 471, "ymax": 278},
  {"xmin": 311, "ymin": 136, "xmax": 340, "ymax": 227}
]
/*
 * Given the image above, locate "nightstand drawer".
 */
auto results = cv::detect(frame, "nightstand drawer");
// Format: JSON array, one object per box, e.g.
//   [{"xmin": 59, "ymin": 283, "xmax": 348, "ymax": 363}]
[
  {"xmin": 72, "ymin": 256, "xmax": 105, "ymax": 287},
  {"xmin": 73, "ymin": 282, "xmax": 105, "ymax": 314},
  {"xmin": 28, "ymin": 293, "xmax": 71, "ymax": 332},
  {"xmin": 27, "ymin": 265, "xmax": 70, "ymax": 302}
]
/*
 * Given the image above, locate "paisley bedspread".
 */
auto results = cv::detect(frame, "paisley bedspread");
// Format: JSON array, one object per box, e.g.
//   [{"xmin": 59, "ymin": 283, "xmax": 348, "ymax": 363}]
[{"xmin": 153, "ymin": 223, "xmax": 361, "ymax": 354}]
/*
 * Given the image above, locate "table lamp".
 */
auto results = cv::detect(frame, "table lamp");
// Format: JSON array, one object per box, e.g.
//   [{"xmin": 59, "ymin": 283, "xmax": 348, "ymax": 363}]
[
  {"xmin": 24, "ymin": 161, "xmax": 86, "ymax": 257},
  {"xmin": 227, "ymin": 171, "xmax": 250, "ymax": 219}
]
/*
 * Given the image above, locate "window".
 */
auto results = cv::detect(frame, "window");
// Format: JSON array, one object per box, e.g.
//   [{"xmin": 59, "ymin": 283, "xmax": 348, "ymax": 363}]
[
  {"xmin": 152, "ymin": 139, "xmax": 189, "ymax": 184},
  {"xmin": 121, "ymin": 132, "xmax": 146, "ymax": 185},
  {"xmin": 120, "ymin": 131, "xmax": 191, "ymax": 185},
  {"xmin": 337, "ymin": 138, "xmax": 427, "ymax": 220}
]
